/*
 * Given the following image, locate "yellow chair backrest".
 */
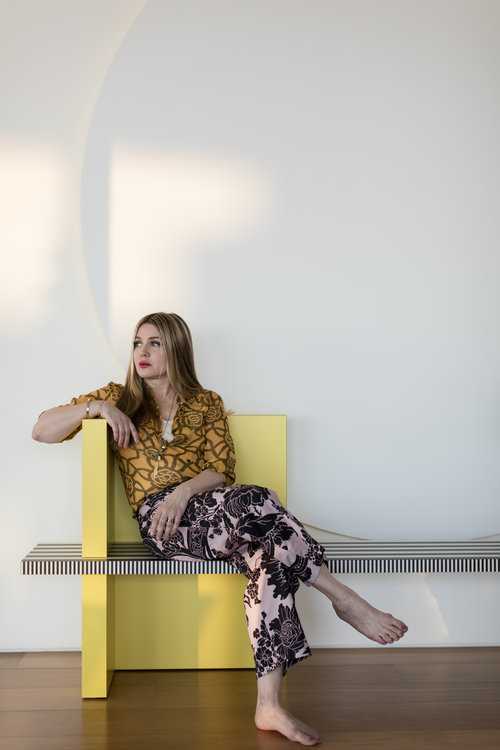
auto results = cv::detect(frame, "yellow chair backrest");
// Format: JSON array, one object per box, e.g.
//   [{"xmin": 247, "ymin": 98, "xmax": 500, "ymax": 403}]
[{"xmin": 81, "ymin": 415, "xmax": 287, "ymax": 553}]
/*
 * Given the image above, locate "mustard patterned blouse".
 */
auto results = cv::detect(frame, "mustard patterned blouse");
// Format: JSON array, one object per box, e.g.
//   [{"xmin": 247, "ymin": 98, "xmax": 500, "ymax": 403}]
[{"xmin": 55, "ymin": 383, "xmax": 236, "ymax": 516}]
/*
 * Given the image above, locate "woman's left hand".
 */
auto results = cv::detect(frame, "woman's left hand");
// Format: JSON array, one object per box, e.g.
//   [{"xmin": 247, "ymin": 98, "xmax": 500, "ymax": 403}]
[{"xmin": 149, "ymin": 485, "xmax": 192, "ymax": 542}]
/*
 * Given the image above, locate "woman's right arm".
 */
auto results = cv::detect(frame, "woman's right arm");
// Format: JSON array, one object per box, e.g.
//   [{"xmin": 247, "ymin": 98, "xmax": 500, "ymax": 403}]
[
  {"xmin": 32, "ymin": 382, "xmax": 139, "ymax": 447},
  {"xmin": 32, "ymin": 400, "xmax": 105, "ymax": 443}
]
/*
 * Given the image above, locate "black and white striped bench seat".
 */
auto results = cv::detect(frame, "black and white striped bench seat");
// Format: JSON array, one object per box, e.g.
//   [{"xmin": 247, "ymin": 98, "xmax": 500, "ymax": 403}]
[{"xmin": 21, "ymin": 541, "xmax": 500, "ymax": 575}]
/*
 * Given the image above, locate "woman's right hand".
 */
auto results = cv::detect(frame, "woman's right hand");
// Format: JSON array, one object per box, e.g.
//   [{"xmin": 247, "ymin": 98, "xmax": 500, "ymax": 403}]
[{"xmin": 99, "ymin": 402, "xmax": 139, "ymax": 448}]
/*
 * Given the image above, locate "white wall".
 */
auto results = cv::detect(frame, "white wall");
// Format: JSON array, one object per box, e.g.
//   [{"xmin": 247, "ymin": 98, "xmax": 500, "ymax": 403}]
[{"xmin": 2, "ymin": 0, "xmax": 499, "ymax": 652}]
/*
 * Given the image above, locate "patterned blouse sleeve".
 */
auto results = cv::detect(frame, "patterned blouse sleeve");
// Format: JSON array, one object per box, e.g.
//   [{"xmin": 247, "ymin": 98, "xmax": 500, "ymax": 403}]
[
  {"xmin": 49, "ymin": 382, "xmax": 121, "ymax": 442},
  {"xmin": 202, "ymin": 390, "xmax": 236, "ymax": 485}
]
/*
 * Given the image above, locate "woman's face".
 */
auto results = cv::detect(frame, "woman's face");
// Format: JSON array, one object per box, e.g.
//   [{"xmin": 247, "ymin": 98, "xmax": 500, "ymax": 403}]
[{"xmin": 133, "ymin": 323, "xmax": 167, "ymax": 380}]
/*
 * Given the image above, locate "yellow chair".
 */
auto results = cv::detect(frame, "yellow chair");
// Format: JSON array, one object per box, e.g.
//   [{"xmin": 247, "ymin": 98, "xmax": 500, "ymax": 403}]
[{"xmin": 81, "ymin": 414, "xmax": 287, "ymax": 698}]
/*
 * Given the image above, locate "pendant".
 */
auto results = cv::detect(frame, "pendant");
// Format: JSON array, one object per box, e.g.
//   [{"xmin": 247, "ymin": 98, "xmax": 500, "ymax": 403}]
[{"xmin": 162, "ymin": 417, "xmax": 174, "ymax": 442}]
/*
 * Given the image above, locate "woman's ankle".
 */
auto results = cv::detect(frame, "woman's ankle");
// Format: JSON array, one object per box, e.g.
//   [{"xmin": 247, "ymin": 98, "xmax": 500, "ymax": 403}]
[{"xmin": 256, "ymin": 697, "xmax": 281, "ymax": 709}]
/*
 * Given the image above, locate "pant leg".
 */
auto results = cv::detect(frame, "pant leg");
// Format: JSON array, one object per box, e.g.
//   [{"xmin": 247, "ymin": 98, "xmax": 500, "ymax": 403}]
[
  {"xmin": 135, "ymin": 482, "xmax": 328, "ymax": 678},
  {"xmin": 219, "ymin": 484, "xmax": 328, "ymax": 677},
  {"xmin": 221, "ymin": 483, "xmax": 328, "ymax": 588},
  {"xmin": 234, "ymin": 546, "xmax": 316, "ymax": 678}
]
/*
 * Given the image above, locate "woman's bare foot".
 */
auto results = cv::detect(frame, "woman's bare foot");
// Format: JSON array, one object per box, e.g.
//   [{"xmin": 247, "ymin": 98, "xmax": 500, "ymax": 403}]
[
  {"xmin": 255, "ymin": 702, "xmax": 321, "ymax": 745},
  {"xmin": 332, "ymin": 583, "xmax": 408, "ymax": 644}
]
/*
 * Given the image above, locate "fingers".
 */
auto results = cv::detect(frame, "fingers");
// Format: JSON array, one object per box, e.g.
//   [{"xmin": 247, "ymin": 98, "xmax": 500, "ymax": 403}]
[
  {"xmin": 147, "ymin": 495, "xmax": 187, "ymax": 542},
  {"xmin": 123, "ymin": 419, "xmax": 139, "ymax": 446},
  {"xmin": 115, "ymin": 420, "xmax": 139, "ymax": 448},
  {"xmin": 117, "ymin": 422, "xmax": 127, "ymax": 448},
  {"xmin": 101, "ymin": 406, "xmax": 139, "ymax": 448},
  {"xmin": 169, "ymin": 513, "xmax": 182, "ymax": 539},
  {"xmin": 150, "ymin": 514, "xmax": 167, "ymax": 540},
  {"xmin": 149, "ymin": 502, "xmax": 167, "ymax": 540},
  {"xmin": 154, "ymin": 515, "xmax": 174, "ymax": 541},
  {"xmin": 109, "ymin": 419, "xmax": 124, "ymax": 447},
  {"xmin": 161, "ymin": 516, "xmax": 174, "ymax": 540},
  {"xmin": 149, "ymin": 511, "xmax": 181, "ymax": 541}
]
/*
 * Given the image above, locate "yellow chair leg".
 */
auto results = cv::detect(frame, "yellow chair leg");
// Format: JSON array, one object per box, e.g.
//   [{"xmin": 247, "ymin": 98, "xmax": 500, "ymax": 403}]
[{"xmin": 81, "ymin": 575, "xmax": 114, "ymax": 698}]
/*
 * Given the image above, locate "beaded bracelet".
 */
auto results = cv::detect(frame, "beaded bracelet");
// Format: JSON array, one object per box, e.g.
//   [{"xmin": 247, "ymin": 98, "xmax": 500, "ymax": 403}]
[{"xmin": 85, "ymin": 398, "xmax": 93, "ymax": 418}]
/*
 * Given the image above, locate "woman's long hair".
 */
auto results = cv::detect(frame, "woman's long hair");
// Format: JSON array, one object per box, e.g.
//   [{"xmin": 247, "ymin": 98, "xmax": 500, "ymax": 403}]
[{"xmin": 115, "ymin": 312, "xmax": 205, "ymax": 428}]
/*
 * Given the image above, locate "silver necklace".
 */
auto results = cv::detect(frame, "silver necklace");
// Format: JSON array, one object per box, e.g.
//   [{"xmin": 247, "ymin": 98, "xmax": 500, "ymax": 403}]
[
  {"xmin": 152, "ymin": 392, "xmax": 179, "ymax": 484},
  {"xmin": 161, "ymin": 416, "xmax": 174, "ymax": 442},
  {"xmin": 160, "ymin": 394, "xmax": 178, "ymax": 443}
]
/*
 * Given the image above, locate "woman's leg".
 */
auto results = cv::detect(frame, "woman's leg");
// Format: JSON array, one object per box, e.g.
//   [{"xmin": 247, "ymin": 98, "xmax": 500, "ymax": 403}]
[
  {"xmin": 310, "ymin": 562, "xmax": 409, "ymax": 644},
  {"xmin": 236, "ymin": 543, "xmax": 312, "ymax": 678},
  {"xmin": 236, "ymin": 546, "xmax": 321, "ymax": 745},
  {"xmin": 137, "ymin": 483, "xmax": 323, "ymax": 744},
  {"xmin": 223, "ymin": 484, "xmax": 408, "ymax": 647},
  {"xmin": 255, "ymin": 664, "xmax": 321, "ymax": 746}
]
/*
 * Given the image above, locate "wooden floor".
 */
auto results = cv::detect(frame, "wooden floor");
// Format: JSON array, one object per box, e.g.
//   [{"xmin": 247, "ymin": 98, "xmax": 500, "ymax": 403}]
[{"xmin": 1, "ymin": 647, "xmax": 500, "ymax": 749}]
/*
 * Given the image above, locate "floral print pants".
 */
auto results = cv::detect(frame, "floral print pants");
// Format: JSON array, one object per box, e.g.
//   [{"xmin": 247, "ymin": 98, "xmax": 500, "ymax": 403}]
[{"xmin": 135, "ymin": 482, "xmax": 328, "ymax": 679}]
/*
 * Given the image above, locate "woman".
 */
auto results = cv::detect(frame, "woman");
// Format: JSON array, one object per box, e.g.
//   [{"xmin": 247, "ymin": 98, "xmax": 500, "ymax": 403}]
[{"xmin": 33, "ymin": 311, "xmax": 408, "ymax": 746}]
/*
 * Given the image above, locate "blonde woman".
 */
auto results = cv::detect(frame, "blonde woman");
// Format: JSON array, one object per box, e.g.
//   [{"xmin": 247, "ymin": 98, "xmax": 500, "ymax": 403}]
[{"xmin": 33, "ymin": 311, "xmax": 408, "ymax": 746}]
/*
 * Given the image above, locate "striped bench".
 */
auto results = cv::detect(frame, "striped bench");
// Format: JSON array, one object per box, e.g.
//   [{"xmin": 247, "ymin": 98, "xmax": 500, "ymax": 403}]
[{"xmin": 22, "ymin": 540, "xmax": 500, "ymax": 576}]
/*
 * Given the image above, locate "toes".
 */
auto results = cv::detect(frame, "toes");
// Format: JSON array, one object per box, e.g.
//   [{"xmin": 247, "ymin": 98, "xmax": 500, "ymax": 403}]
[
  {"xmin": 301, "ymin": 727, "xmax": 320, "ymax": 740},
  {"xmin": 384, "ymin": 627, "xmax": 399, "ymax": 643},
  {"xmin": 382, "ymin": 622, "xmax": 409, "ymax": 644},
  {"xmin": 388, "ymin": 625, "xmax": 402, "ymax": 639},
  {"xmin": 294, "ymin": 729, "xmax": 317, "ymax": 745},
  {"xmin": 388, "ymin": 615, "xmax": 408, "ymax": 634},
  {"xmin": 296, "ymin": 720, "xmax": 320, "ymax": 742}
]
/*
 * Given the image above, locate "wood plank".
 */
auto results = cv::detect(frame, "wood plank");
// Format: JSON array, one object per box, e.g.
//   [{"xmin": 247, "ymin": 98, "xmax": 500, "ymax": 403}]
[{"xmin": 0, "ymin": 648, "xmax": 499, "ymax": 749}]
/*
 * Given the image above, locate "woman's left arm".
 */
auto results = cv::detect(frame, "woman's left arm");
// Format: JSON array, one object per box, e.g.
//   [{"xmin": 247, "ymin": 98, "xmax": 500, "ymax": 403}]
[{"xmin": 180, "ymin": 468, "xmax": 227, "ymax": 499}]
